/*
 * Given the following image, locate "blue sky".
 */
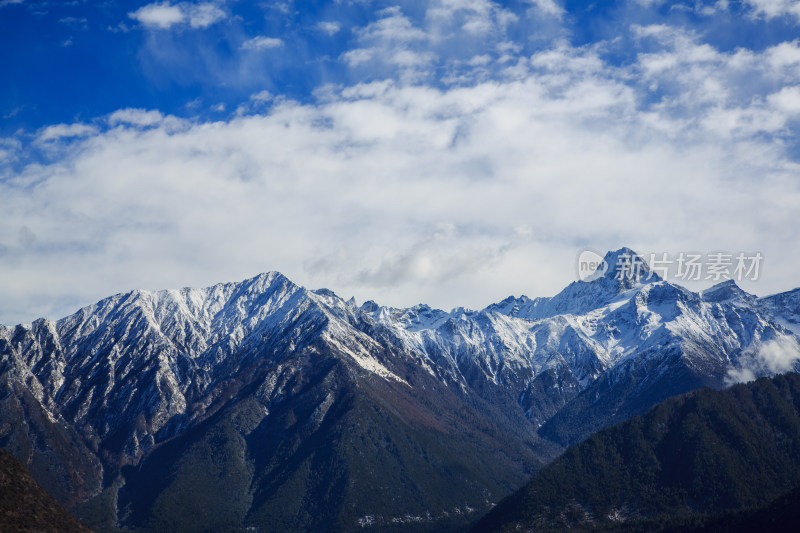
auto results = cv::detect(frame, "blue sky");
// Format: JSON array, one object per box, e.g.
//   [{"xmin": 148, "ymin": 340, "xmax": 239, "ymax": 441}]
[
  {"xmin": 2, "ymin": 0, "xmax": 798, "ymax": 134},
  {"xmin": 1, "ymin": 0, "xmax": 800, "ymax": 323}
]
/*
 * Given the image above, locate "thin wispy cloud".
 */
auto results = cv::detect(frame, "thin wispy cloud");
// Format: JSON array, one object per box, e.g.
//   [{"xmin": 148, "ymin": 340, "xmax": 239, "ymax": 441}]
[
  {"xmin": 37, "ymin": 122, "xmax": 98, "ymax": 142},
  {"xmin": 241, "ymin": 36, "xmax": 284, "ymax": 50},
  {"xmin": 108, "ymin": 108, "xmax": 165, "ymax": 127},
  {"xmin": 316, "ymin": 21, "xmax": 341, "ymax": 35},
  {"xmin": 59, "ymin": 16, "xmax": 89, "ymax": 29},
  {"xmin": 187, "ymin": 2, "xmax": 225, "ymax": 28},
  {"xmin": 526, "ymin": 0, "xmax": 564, "ymax": 18}
]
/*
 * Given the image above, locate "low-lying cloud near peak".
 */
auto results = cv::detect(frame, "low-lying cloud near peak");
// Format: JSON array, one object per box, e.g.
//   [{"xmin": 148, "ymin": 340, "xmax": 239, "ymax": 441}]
[{"xmin": 727, "ymin": 337, "xmax": 800, "ymax": 384}]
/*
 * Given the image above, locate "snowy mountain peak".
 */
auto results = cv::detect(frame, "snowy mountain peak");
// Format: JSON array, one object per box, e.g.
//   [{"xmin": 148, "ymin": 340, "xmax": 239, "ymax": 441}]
[
  {"xmin": 527, "ymin": 248, "xmax": 661, "ymax": 318},
  {"xmin": 601, "ymin": 247, "xmax": 661, "ymax": 286},
  {"xmin": 313, "ymin": 288, "xmax": 338, "ymax": 297},
  {"xmin": 702, "ymin": 279, "xmax": 754, "ymax": 304},
  {"xmin": 481, "ymin": 248, "xmax": 661, "ymax": 321},
  {"xmin": 482, "ymin": 295, "xmax": 547, "ymax": 319},
  {"xmin": 360, "ymin": 300, "xmax": 380, "ymax": 313},
  {"xmin": 3, "ymin": 262, "xmax": 800, "ymax": 521}
]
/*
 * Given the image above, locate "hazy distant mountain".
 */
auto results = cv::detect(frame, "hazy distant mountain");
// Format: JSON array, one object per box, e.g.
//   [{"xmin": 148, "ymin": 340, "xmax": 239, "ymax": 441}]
[
  {"xmin": 1, "ymin": 248, "xmax": 798, "ymax": 531},
  {"xmin": 472, "ymin": 372, "xmax": 800, "ymax": 532}
]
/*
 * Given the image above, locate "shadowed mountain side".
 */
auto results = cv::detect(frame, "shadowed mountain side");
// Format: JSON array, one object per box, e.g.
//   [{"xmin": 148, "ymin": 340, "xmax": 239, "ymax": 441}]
[
  {"xmin": 83, "ymin": 339, "xmax": 552, "ymax": 533},
  {"xmin": 1, "ymin": 255, "xmax": 799, "ymax": 532},
  {"xmin": 473, "ymin": 373, "xmax": 800, "ymax": 532},
  {"xmin": 0, "ymin": 448, "xmax": 93, "ymax": 533},
  {"xmin": 677, "ymin": 484, "xmax": 800, "ymax": 533}
]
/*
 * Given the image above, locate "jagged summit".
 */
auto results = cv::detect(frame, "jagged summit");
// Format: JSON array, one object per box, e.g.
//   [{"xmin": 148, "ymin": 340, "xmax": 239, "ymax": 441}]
[
  {"xmin": 523, "ymin": 247, "xmax": 662, "ymax": 318},
  {"xmin": 484, "ymin": 248, "xmax": 659, "ymax": 320},
  {"xmin": 22, "ymin": 248, "xmax": 660, "ymax": 332},
  {"xmin": 600, "ymin": 246, "xmax": 660, "ymax": 285},
  {"xmin": 2, "ymin": 255, "xmax": 800, "ymax": 532},
  {"xmin": 701, "ymin": 278, "xmax": 754, "ymax": 304}
]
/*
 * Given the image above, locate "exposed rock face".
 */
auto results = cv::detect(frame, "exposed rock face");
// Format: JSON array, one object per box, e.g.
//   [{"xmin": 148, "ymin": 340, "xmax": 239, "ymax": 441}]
[{"xmin": 1, "ymin": 248, "xmax": 798, "ymax": 531}]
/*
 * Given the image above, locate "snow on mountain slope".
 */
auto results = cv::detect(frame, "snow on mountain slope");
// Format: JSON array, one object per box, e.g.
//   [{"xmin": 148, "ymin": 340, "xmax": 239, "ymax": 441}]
[
  {"xmin": 0, "ymin": 271, "xmax": 408, "ymax": 465},
  {"xmin": 760, "ymin": 287, "xmax": 800, "ymax": 335},
  {"xmin": 1, "ymin": 248, "xmax": 800, "ymax": 504},
  {"xmin": 352, "ymin": 248, "xmax": 800, "ymax": 431}
]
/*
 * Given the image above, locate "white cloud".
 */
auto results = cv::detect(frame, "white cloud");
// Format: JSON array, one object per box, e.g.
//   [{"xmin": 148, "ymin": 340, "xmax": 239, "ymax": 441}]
[
  {"xmin": 128, "ymin": 2, "xmax": 226, "ymax": 30},
  {"xmin": 467, "ymin": 54, "xmax": 491, "ymax": 65},
  {"xmin": 234, "ymin": 90, "xmax": 274, "ymax": 115},
  {"xmin": 187, "ymin": 3, "xmax": 225, "ymax": 28},
  {"xmin": 758, "ymin": 337, "xmax": 800, "ymax": 373},
  {"xmin": 745, "ymin": 0, "xmax": 800, "ymax": 20},
  {"xmin": 3, "ymin": 25, "xmax": 800, "ymax": 325},
  {"xmin": 0, "ymin": 138, "xmax": 21, "ymax": 164},
  {"xmin": 342, "ymin": 48, "xmax": 374, "ymax": 66},
  {"xmin": 768, "ymin": 86, "xmax": 800, "ymax": 114},
  {"xmin": 427, "ymin": 0, "xmax": 520, "ymax": 38},
  {"xmin": 358, "ymin": 8, "xmax": 428, "ymax": 43},
  {"xmin": 316, "ymin": 21, "xmax": 341, "ymax": 35},
  {"xmin": 727, "ymin": 337, "xmax": 800, "ymax": 384},
  {"xmin": 343, "ymin": 225, "xmax": 505, "ymax": 288},
  {"xmin": 241, "ymin": 36, "xmax": 284, "ymax": 50},
  {"xmin": 108, "ymin": 108, "xmax": 164, "ymax": 127},
  {"xmin": 629, "ymin": 27, "xmax": 800, "ymax": 141},
  {"xmin": 765, "ymin": 41, "xmax": 800, "ymax": 73},
  {"xmin": 526, "ymin": 0, "xmax": 564, "ymax": 18},
  {"xmin": 129, "ymin": 2, "xmax": 185, "ymax": 29},
  {"xmin": 250, "ymin": 90, "xmax": 273, "ymax": 102},
  {"xmin": 37, "ymin": 123, "xmax": 98, "ymax": 142},
  {"xmin": 425, "ymin": 0, "xmax": 519, "ymax": 35},
  {"xmin": 726, "ymin": 367, "xmax": 756, "ymax": 384},
  {"xmin": 390, "ymin": 49, "xmax": 436, "ymax": 67},
  {"xmin": 344, "ymin": 2, "xmax": 530, "ymax": 83}
]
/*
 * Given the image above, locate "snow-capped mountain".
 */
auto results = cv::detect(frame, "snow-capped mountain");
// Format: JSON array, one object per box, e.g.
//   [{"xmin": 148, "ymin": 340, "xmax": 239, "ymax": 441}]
[
  {"xmin": 1, "ymin": 248, "xmax": 798, "ymax": 532},
  {"xmin": 358, "ymin": 247, "xmax": 800, "ymax": 440}
]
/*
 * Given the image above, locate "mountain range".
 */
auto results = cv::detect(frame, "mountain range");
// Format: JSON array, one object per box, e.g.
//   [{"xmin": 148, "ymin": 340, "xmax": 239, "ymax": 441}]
[{"xmin": 1, "ymin": 247, "xmax": 799, "ymax": 531}]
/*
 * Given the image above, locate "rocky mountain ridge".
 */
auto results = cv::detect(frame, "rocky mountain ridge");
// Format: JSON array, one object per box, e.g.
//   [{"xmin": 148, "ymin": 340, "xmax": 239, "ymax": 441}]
[{"xmin": 1, "ymin": 248, "xmax": 798, "ymax": 531}]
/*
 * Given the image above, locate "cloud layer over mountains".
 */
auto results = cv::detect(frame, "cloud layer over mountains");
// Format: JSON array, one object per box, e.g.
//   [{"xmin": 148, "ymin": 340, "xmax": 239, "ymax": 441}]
[{"xmin": 1, "ymin": 0, "xmax": 799, "ymax": 323}]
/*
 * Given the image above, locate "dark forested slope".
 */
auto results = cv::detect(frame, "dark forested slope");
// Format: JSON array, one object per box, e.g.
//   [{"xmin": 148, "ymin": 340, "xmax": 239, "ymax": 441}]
[
  {"xmin": 474, "ymin": 372, "xmax": 800, "ymax": 532},
  {"xmin": 0, "ymin": 448, "xmax": 93, "ymax": 533}
]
